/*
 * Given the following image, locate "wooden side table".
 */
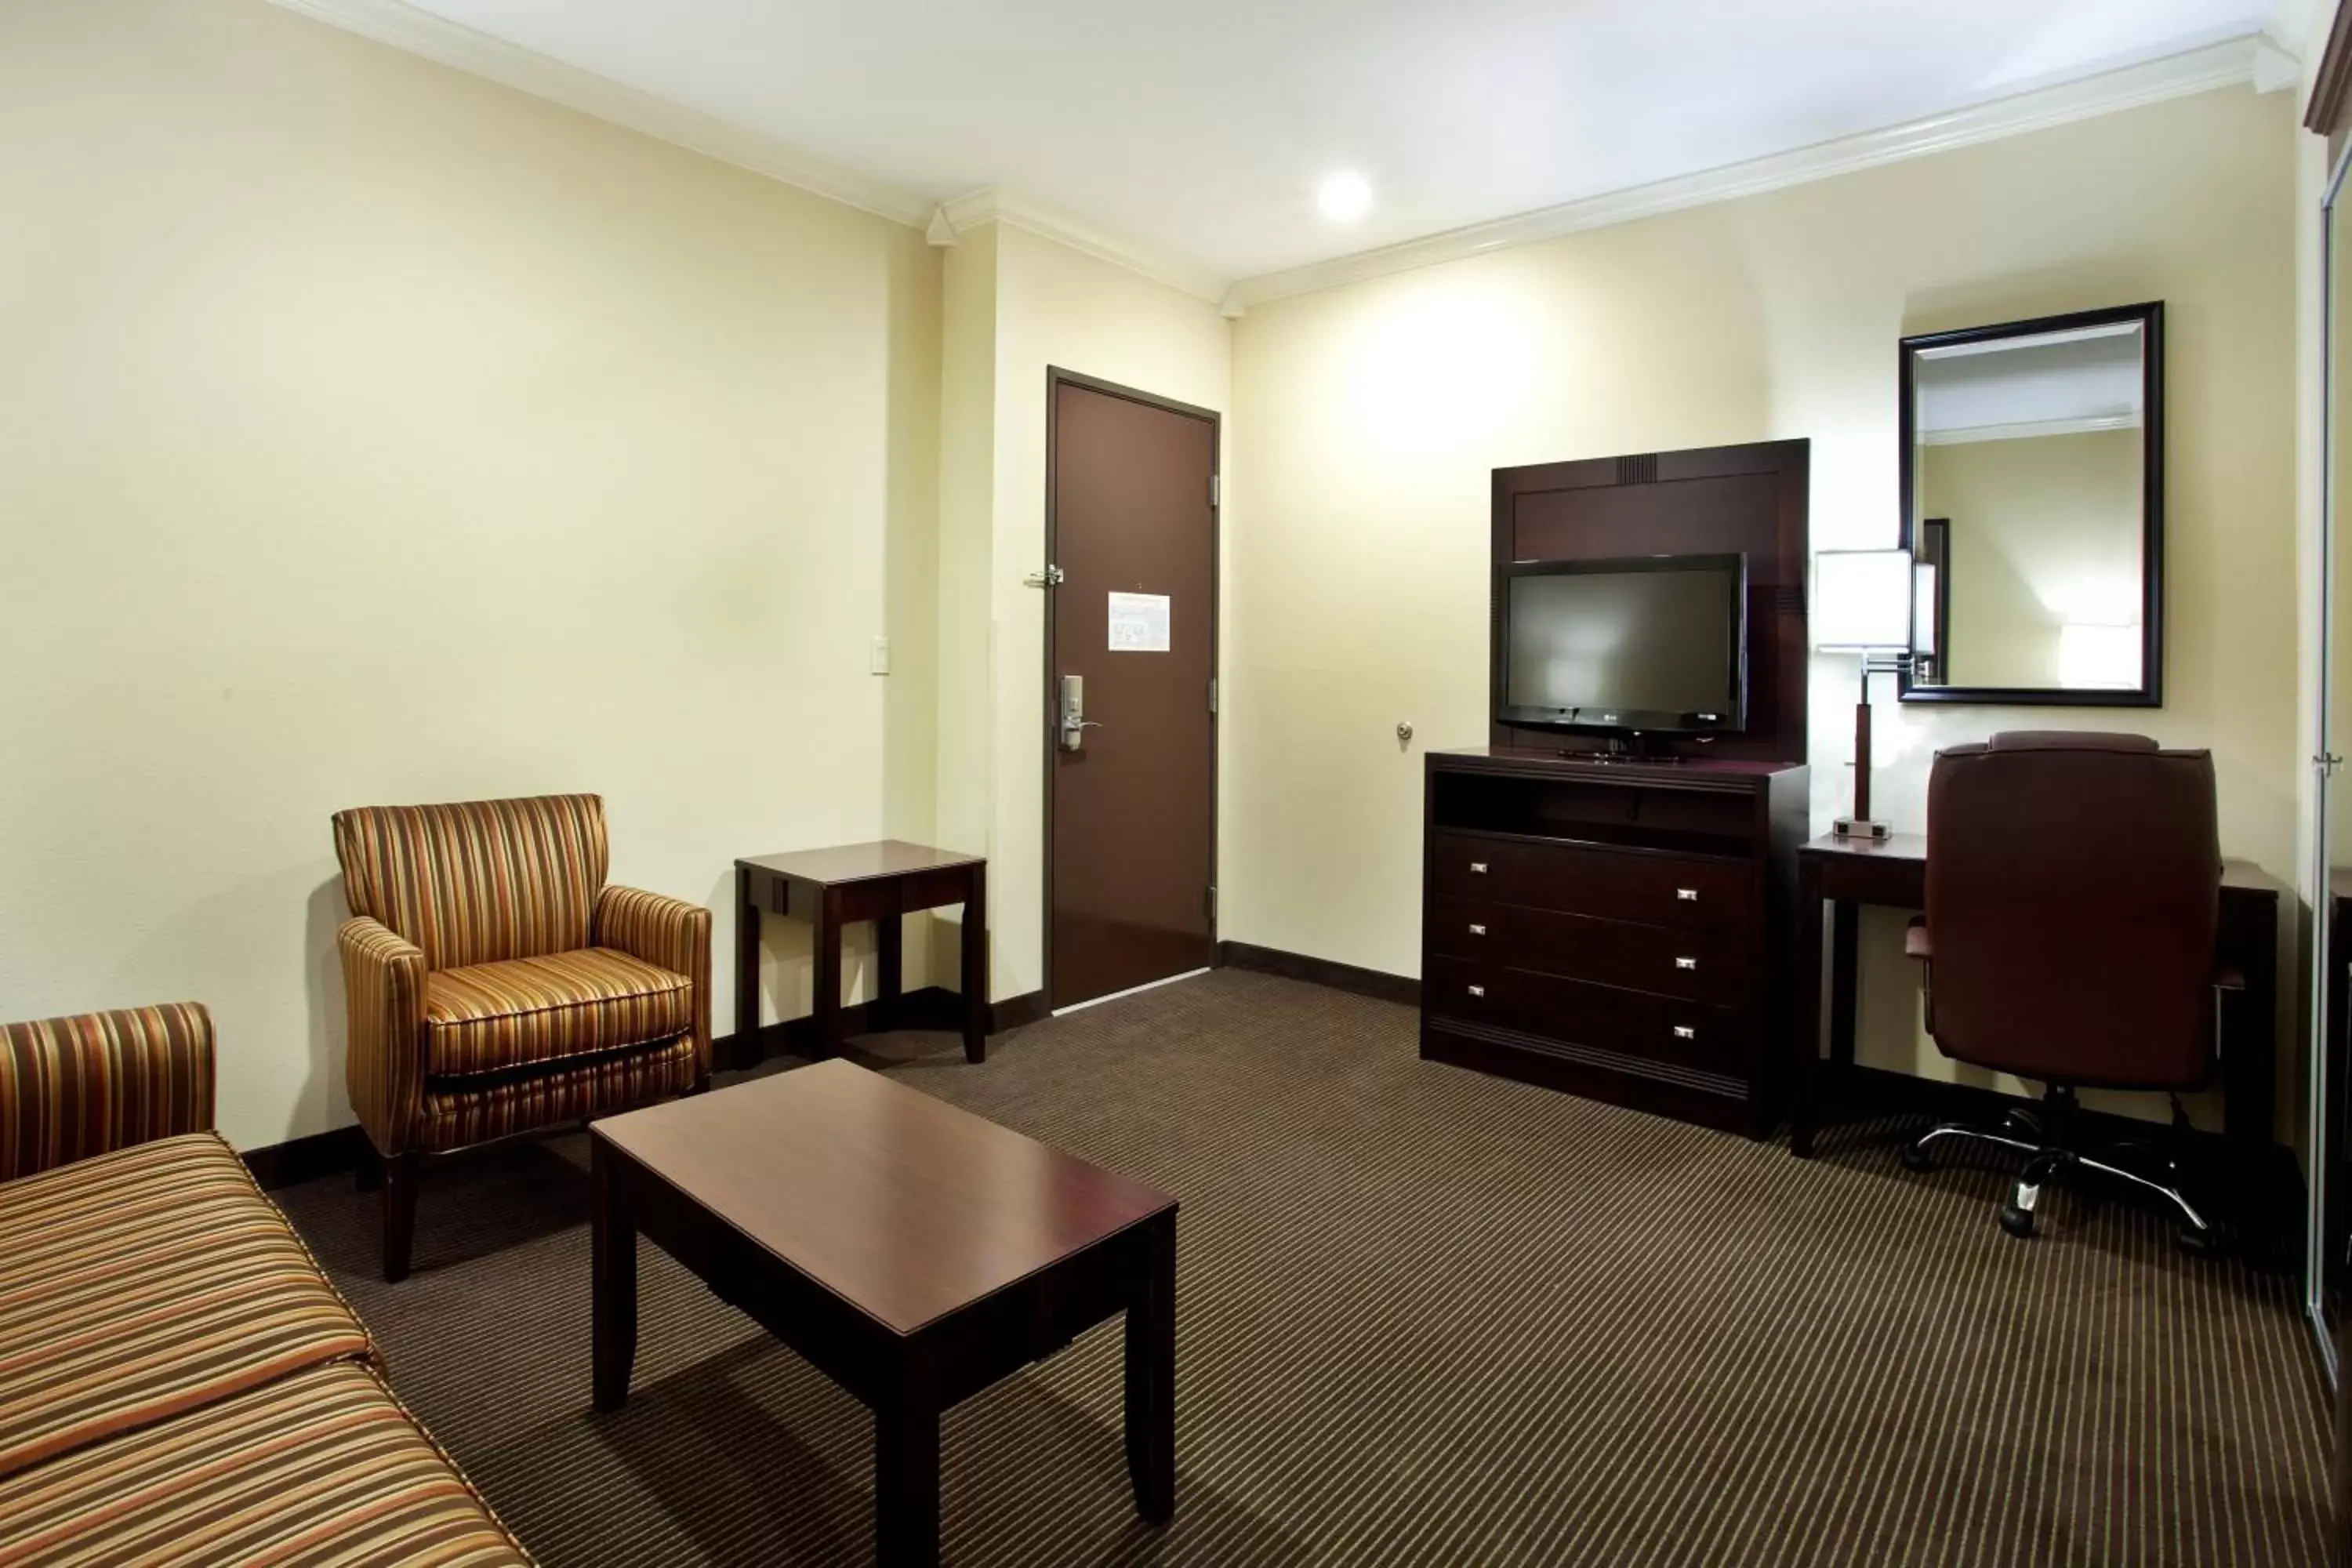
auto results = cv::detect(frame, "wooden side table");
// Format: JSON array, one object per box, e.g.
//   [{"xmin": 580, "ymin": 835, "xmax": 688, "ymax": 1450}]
[{"xmin": 735, "ymin": 840, "xmax": 989, "ymax": 1064}]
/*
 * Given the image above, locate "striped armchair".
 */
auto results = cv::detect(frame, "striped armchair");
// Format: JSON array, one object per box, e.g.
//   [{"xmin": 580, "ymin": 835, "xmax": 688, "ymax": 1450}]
[{"xmin": 333, "ymin": 794, "xmax": 710, "ymax": 1280}]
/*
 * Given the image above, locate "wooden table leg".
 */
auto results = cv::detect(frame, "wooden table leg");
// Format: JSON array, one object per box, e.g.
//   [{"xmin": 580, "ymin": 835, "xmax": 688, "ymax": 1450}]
[
  {"xmin": 874, "ymin": 913, "xmax": 902, "ymax": 1035},
  {"xmin": 1791, "ymin": 859, "xmax": 1824, "ymax": 1158},
  {"xmin": 873, "ymin": 1399, "xmax": 942, "ymax": 1568},
  {"xmin": 812, "ymin": 888, "xmax": 841, "ymax": 1059},
  {"xmin": 591, "ymin": 1143, "xmax": 637, "ymax": 1412},
  {"xmin": 1828, "ymin": 898, "xmax": 1860, "ymax": 1072},
  {"xmin": 380, "ymin": 1150, "xmax": 419, "ymax": 1284},
  {"xmin": 961, "ymin": 863, "xmax": 989, "ymax": 1065},
  {"xmin": 2221, "ymin": 905, "xmax": 2276, "ymax": 1152},
  {"xmin": 735, "ymin": 865, "xmax": 761, "ymax": 1069},
  {"xmin": 2220, "ymin": 892, "xmax": 2281, "ymax": 1225},
  {"xmin": 1124, "ymin": 1211, "xmax": 1176, "ymax": 1526}
]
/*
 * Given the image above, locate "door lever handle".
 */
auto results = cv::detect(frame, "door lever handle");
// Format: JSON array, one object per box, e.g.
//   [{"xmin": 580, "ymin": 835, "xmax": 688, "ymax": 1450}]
[{"xmin": 1057, "ymin": 673, "xmax": 1100, "ymax": 751}]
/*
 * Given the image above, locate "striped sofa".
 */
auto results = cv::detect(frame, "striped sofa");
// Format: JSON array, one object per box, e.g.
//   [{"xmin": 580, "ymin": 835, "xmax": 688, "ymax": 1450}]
[
  {"xmin": 0, "ymin": 1003, "xmax": 531, "ymax": 1565},
  {"xmin": 333, "ymin": 793, "xmax": 710, "ymax": 1281}
]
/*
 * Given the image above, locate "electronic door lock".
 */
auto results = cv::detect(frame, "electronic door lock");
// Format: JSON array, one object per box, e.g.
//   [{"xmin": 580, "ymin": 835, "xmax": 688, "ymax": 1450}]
[{"xmin": 1058, "ymin": 674, "xmax": 1101, "ymax": 753}]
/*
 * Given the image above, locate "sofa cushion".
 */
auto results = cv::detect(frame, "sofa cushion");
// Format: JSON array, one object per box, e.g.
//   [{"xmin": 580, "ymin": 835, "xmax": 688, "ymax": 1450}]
[
  {"xmin": 425, "ymin": 948, "xmax": 692, "ymax": 1078},
  {"xmin": 0, "ymin": 1359, "xmax": 531, "ymax": 1565},
  {"xmin": 0, "ymin": 1133, "xmax": 373, "ymax": 1479}
]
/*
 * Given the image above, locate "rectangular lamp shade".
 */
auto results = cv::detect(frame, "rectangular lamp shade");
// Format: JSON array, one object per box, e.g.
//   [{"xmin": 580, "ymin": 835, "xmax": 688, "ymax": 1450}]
[{"xmin": 1813, "ymin": 549, "xmax": 1915, "ymax": 652}]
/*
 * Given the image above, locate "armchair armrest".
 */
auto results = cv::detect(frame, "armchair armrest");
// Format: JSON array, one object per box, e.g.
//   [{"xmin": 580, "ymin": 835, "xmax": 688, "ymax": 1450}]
[
  {"xmin": 0, "ymin": 1003, "xmax": 216, "ymax": 1183},
  {"xmin": 594, "ymin": 885, "xmax": 712, "ymax": 1078},
  {"xmin": 339, "ymin": 917, "xmax": 429, "ymax": 1155}
]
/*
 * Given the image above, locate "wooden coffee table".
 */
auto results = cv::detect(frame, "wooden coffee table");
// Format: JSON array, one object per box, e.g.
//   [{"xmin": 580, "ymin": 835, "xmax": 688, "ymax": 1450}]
[{"xmin": 590, "ymin": 1062, "xmax": 1179, "ymax": 1567}]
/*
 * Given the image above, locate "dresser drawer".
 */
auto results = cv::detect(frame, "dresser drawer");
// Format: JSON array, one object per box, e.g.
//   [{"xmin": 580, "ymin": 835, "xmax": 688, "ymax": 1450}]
[
  {"xmin": 1428, "ymin": 832, "xmax": 1748, "ymax": 932},
  {"xmin": 1428, "ymin": 896, "xmax": 1749, "ymax": 1007},
  {"xmin": 1425, "ymin": 956, "xmax": 1749, "ymax": 1077}
]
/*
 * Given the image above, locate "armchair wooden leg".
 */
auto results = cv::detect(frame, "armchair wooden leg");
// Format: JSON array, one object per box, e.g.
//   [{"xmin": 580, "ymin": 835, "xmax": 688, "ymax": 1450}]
[{"xmin": 382, "ymin": 1151, "xmax": 421, "ymax": 1283}]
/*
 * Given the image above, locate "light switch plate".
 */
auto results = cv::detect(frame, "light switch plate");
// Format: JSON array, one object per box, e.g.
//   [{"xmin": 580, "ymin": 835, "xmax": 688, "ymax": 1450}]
[{"xmin": 870, "ymin": 636, "xmax": 891, "ymax": 675}]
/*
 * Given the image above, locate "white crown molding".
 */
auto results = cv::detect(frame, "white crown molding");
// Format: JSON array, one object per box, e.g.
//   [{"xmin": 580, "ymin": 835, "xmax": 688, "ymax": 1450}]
[
  {"xmin": 937, "ymin": 187, "xmax": 1228, "ymax": 306},
  {"xmin": 2252, "ymin": 39, "xmax": 2303, "ymax": 93},
  {"xmin": 1918, "ymin": 412, "xmax": 2141, "ymax": 445},
  {"xmin": 1226, "ymin": 35, "xmax": 2269, "ymax": 315},
  {"xmin": 263, "ymin": 0, "xmax": 933, "ymax": 227}
]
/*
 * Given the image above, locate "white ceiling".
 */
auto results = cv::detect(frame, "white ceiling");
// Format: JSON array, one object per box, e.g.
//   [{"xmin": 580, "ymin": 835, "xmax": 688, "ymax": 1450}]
[{"xmin": 379, "ymin": 0, "xmax": 2277, "ymax": 285}]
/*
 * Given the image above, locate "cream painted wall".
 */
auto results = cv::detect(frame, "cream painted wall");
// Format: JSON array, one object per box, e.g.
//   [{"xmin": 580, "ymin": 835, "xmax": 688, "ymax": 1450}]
[
  {"xmin": 940, "ymin": 221, "xmax": 1230, "ymax": 1003},
  {"xmin": 1226, "ymin": 85, "xmax": 2297, "ymax": 1127},
  {"xmin": 930, "ymin": 224, "xmax": 1002, "ymax": 989},
  {"xmin": 0, "ymin": 0, "xmax": 941, "ymax": 1149}
]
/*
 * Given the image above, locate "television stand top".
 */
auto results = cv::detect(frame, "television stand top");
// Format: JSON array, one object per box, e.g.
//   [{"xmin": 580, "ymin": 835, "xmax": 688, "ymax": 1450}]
[
  {"xmin": 1570, "ymin": 747, "xmax": 1683, "ymax": 765},
  {"xmin": 1434, "ymin": 746, "xmax": 1804, "ymax": 782}
]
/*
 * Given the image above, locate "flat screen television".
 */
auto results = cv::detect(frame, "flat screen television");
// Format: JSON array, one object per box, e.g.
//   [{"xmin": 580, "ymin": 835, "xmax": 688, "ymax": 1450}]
[{"xmin": 1496, "ymin": 554, "xmax": 1748, "ymax": 736}]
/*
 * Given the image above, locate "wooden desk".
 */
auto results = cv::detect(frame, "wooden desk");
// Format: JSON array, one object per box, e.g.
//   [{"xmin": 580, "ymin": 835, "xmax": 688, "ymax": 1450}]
[
  {"xmin": 736, "ymin": 840, "xmax": 989, "ymax": 1064},
  {"xmin": 591, "ymin": 1062, "xmax": 1178, "ymax": 1567},
  {"xmin": 1792, "ymin": 832, "xmax": 2281, "ymax": 1167}
]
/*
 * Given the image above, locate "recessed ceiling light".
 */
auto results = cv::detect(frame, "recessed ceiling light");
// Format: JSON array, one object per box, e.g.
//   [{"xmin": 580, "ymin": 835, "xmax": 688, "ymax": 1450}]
[{"xmin": 1318, "ymin": 172, "xmax": 1372, "ymax": 222}]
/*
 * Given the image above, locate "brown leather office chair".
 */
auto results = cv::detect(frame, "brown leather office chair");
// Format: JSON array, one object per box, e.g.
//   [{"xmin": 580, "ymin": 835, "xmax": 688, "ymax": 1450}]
[{"xmin": 1899, "ymin": 731, "xmax": 2230, "ymax": 1250}]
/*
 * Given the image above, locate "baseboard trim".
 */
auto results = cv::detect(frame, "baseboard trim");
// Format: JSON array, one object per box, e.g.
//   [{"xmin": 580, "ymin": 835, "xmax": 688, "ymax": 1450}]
[
  {"xmin": 1220, "ymin": 941, "xmax": 1421, "ymax": 1007},
  {"xmin": 717, "ymin": 985, "xmax": 1051, "ymax": 1069},
  {"xmin": 244, "ymin": 1124, "xmax": 369, "ymax": 1190},
  {"xmin": 993, "ymin": 989, "xmax": 1051, "ymax": 1033}
]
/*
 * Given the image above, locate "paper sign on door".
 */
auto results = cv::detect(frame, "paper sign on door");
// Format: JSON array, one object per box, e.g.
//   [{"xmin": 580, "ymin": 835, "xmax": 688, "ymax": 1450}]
[{"xmin": 1108, "ymin": 592, "xmax": 1171, "ymax": 652}]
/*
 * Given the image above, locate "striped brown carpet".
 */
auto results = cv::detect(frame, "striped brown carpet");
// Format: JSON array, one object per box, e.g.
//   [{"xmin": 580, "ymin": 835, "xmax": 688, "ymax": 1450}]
[{"xmin": 274, "ymin": 969, "xmax": 2329, "ymax": 1566}]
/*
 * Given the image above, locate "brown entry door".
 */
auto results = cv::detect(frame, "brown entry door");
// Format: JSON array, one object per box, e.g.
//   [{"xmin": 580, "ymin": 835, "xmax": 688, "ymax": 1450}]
[{"xmin": 1048, "ymin": 372, "xmax": 1218, "ymax": 1011}]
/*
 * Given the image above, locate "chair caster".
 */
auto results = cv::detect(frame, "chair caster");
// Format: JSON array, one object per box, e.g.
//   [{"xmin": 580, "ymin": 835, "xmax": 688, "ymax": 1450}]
[
  {"xmin": 1899, "ymin": 1142, "xmax": 1935, "ymax": 1174},
  {"xmin": 1998, "ymin": 1203, "xmax": 2036, "ymax": 1240}
]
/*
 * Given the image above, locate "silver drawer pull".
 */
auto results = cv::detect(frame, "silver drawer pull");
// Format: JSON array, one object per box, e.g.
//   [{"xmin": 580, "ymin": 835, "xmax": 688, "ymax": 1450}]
[
  {"xmin": 1468, "ymin": 923, "xmax": 1487, "ymax": 937},
  {"xmin": 1675, "ymin": 956, "xmax": 1698, "ymax": 971},
  {"xmin": 1672, "ymin": 1025, "xmax": 1696, "ymax": 1040},
  {"xmin": 1468, "ymin": 984, "xmax": 1486, "ymax": 998},
  {"xmin": 1675, "ymin": 887, "xmax": 1699, "ymax": 902},
  {"xmin": 1469, "ymin": 861, "xmax": 1489, "ymax": 875}
]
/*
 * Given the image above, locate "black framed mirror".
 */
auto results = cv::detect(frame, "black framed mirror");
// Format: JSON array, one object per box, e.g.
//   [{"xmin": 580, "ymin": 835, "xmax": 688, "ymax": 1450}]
[{"xmin": 1896, "ymin": 301, "xmax": 2164, "ymax": 706}]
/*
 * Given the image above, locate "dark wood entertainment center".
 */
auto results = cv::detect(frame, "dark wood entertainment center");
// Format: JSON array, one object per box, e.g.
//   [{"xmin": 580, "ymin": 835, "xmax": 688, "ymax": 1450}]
[{"xmin": 1421, "ymin": 438, "xmax": 1811, "ymax": 1134}]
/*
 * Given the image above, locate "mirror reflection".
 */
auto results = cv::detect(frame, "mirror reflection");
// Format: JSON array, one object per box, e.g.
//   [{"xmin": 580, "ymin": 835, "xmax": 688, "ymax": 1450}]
[
  {"xmin": 2318, "ymin": 183, "xmax": 2352, "ymax": 1358},
  {"xmin": 1899, "ymin": 305, "xmax": 2161, "ymax": 706}
]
